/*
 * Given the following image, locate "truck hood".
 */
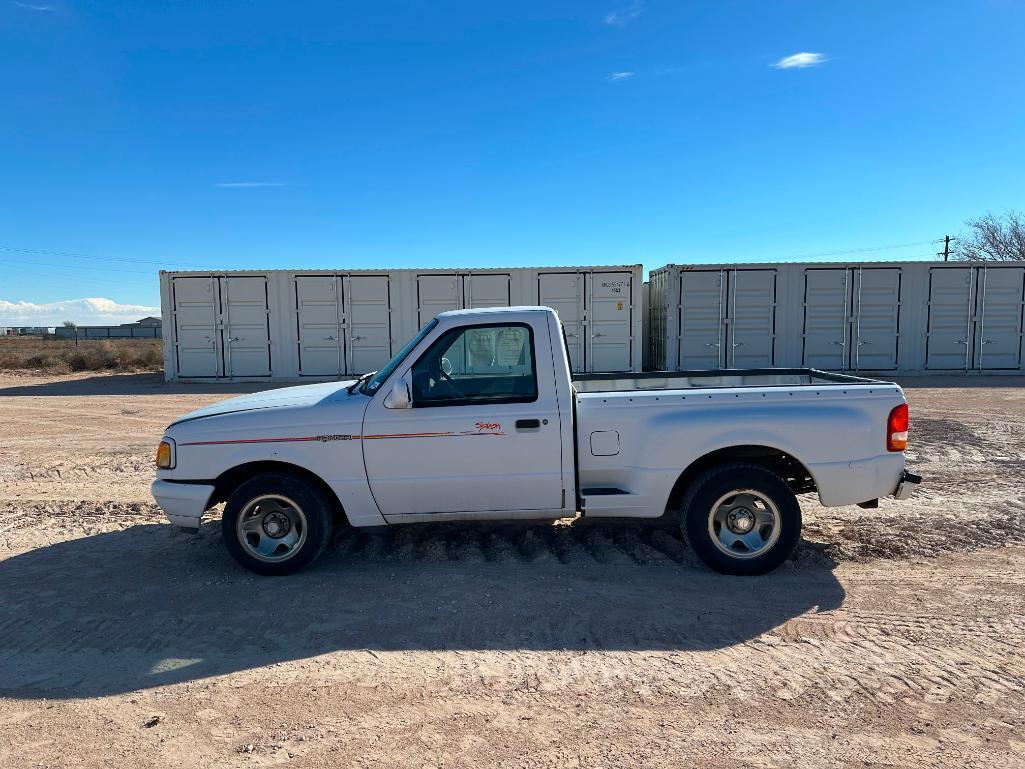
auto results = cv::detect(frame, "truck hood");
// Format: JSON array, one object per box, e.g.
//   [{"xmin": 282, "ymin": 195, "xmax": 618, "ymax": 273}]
[{"xmin": 170, "ymin": 380, "xmax": 357, "ymax": 426}]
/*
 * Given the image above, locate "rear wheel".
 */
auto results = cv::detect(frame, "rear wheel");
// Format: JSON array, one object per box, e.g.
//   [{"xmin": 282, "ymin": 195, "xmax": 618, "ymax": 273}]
[
  {"xmin": 681, "ymin": 463, "xmax": 801, "ymax": 575},
  {"xmin": 221, "ymin": 473, "xmax": 334, "ymax": 575}
]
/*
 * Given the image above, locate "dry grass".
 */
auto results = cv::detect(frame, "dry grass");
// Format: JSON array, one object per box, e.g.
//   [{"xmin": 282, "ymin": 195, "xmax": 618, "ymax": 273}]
[{"xmin": 0, "ymin": 337, "xmax": 163, "ymax": 373}]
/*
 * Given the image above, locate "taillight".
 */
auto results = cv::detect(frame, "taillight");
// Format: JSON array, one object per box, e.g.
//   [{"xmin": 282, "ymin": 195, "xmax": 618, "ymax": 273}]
[{"xmin": 887, "ymin": 403, "xmax": 909, "ymax": 452}]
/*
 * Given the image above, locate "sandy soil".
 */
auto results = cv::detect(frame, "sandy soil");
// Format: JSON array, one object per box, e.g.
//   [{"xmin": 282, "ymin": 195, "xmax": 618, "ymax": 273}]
[{"xmin": 1, "ymin": 371, "xmax": 1024, "ymax": 768}]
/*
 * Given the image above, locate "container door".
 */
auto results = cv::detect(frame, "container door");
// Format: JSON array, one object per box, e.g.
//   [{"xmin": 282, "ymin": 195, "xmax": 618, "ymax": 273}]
[
  {"xmin": 465, "ymin": 274, "xmax": 510, "ymax": 308},
  {"xmin": 172, "ymin": 276, "xmax": 221, "ymax": 377},
  {"xmin": 538, "ymin": 272, "xmax": 585, "ymax": 372},
  {"xmin": 678, "ymin": 271, "xmax": 725, "ymax": 369},
  {"xmin": 851, "ymin": 268, "xmax": 901, "ymax": 371},
  {"xmin": 926, "ymin": 268, "xmax": 975, "ymax": 369},
  {"xmin": 346, "ymin": 275, "xmax": 392, "ymax": 374},
  {"xmin": 295, "ymin": 276, "xmax": 342, "ymax": 376},
  {"xmin": 588, "ymin": 272, "xmax": 633, "ymax": 372},
  {"xmin": 221, "ymin": 276, "xmax": 271, "ymax": 376},
  {"xmin": 974, "ymin": 266, "xmax": 1025, "ymax": 370},
  {"xmin": 727, "ymin": 270, "xmax": 776, "ymax": 368},
  {"xmin": 417, "ymin": 275, "xmax": 463, "ymax": 328},
  {"xmin": 802, "ymin": 269, "xmax": 850, "ymax": 370}
]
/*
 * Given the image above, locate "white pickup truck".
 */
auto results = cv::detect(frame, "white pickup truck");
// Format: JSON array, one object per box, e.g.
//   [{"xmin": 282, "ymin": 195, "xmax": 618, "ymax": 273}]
[{"xmin": 153, "ymin": 306, "xmax": 919, "ymax": 576}]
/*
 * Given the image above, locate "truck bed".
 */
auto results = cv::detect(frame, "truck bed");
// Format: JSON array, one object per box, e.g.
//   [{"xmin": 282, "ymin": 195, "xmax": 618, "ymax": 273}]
[{"xmin": 572, "ymin": 367, "xmax": 891, "ymax": 394}]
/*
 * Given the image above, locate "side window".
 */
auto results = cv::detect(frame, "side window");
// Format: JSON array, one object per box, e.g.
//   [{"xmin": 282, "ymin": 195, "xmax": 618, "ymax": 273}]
[{"xmin": 410, "ymin": 324, "xmax": 537, "ymax": 407}]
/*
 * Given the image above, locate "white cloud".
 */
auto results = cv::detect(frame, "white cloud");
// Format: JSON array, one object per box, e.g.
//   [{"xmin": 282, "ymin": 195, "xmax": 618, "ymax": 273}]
[
  {"xmin": 772, "ymin": 52, "xmax": 827, "ymax": 69},
  {"xmin": 13, "ymin": 2, "xmax": 56, "ymax": 10},
  {"xmin": 604, "ymin": 0, "xmax": 643, "ymax": 26},
  {"xmin": 0, "ymin": 298, "xmax": 160, "ymax": 327},
  {"xmin": 215, "ymin": 181, "xmax": 289, "ymax": 188},
  {"xmin": 607, "ymin": 71, "xmax": 635, "ymax": 82}
]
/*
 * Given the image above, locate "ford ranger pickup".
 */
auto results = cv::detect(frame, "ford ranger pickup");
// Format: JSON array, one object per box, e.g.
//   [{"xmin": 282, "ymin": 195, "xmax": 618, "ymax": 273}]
[{"xmin": 153, "ymin": 306, "xmax": 920, "ymax": 576}]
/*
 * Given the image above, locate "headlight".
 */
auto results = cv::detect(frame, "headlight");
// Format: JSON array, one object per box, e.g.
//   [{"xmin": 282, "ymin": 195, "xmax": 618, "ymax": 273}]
[{"xmin": 155, "ymin": 438, "xmax": 175, "ymax": 469}]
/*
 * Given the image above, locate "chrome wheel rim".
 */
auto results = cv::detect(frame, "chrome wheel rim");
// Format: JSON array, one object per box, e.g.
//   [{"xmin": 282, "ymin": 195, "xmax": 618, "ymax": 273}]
[
  {"xmin": 236, "ymin": 494, "xmax": 308, "ymax": 563},
  {"xmin": 707, "ymin": 489, "xmax": 781, "ymax": 560}
]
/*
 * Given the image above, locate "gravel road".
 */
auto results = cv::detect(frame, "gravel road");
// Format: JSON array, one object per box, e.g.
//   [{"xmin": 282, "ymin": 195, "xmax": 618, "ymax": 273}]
[{"xmin": 1, "ymin": 371, "xmax": 1023, "ymax": 768}]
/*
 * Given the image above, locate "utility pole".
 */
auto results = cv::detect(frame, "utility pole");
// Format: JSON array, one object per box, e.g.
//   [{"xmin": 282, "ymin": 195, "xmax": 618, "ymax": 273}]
[{"xmin": 938, "ymin": 235, "xmax": 953, "ymax": 262}]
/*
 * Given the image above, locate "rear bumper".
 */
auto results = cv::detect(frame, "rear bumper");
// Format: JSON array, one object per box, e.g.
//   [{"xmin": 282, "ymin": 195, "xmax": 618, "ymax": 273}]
[
  {"xmin": 811, "ymin": 453, "xmax": 908, "ymax": 507},
  {"xmin": 151, "ymin": 479, "xmax": 215, "ymax": 529},
  {"xmin": 893, "ymin": 470, "xmax": 922, "ymax": 501}
]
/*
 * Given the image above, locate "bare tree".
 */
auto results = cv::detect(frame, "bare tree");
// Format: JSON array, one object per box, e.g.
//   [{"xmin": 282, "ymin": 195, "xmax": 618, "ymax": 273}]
[
  {"xmin": 62, "ymin": 320, "xmax": 77, "ymax": 327},
  {"xmin": 954, "ymin": 210, "xmax": 1025, "ymax": 261}
]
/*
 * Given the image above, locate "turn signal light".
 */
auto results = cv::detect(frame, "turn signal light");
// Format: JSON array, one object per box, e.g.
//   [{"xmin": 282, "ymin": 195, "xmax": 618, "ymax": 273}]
[
  {"xmin": 887, "ymin": 404, "xmax": 909, "ymax": 452},
  {"xmin": 155, "ymin": 440, "xmax": 174, "ymax": 469}
]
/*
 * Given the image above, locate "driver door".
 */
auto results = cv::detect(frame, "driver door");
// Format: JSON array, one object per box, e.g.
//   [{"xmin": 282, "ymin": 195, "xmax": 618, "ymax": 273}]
[{"xmin": 361, "ymin": 319, "xmax": 565, "ymax": 517}]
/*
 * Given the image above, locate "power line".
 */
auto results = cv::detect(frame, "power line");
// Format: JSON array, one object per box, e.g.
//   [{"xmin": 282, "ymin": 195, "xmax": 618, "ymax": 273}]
[
  {"xmin": 0, "ymin": 245, "xmax": 218, "ymax": 270},
  {"xmin": 1, "ymin": 256, "xmax": 159, "ymax": 276},
  {"xmin": 765, "ymin": 240, "xmax": 941, "ymax": 262},
  {"xmin": 0, "ymin": 263, "xmax": 160, "ymax": 293}
]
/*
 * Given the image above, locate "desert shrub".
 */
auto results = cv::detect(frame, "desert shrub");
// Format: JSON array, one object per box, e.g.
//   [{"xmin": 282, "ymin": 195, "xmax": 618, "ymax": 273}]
[{"xmin": 0, "ymin": 337, "xmax": 163, "ymax": 373}]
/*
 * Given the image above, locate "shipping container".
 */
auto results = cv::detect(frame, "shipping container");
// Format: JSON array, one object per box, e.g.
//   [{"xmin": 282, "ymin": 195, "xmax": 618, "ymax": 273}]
[
  {"xmin": 648, "ymin": 261, "xmax": 1025, "ymax": 375},
  {"xmin": 160, "ymin": 265, "xmax": 643, "ymax": 381}
]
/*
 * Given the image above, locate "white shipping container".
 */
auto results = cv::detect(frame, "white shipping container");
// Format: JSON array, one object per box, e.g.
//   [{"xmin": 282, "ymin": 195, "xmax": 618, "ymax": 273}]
[
  {"xmin": 648, "ymin": 261, "xmax": 1025, "ymax": 376},
  {"xmin": 160, "ymin": 265, "xmax": 643, "ymax": 381}
]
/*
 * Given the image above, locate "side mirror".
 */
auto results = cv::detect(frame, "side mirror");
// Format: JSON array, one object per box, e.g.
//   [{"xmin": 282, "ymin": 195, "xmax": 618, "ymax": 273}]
[{"xmin": 383, "ymin": 376, "xmax": 412, "ymax": 409}]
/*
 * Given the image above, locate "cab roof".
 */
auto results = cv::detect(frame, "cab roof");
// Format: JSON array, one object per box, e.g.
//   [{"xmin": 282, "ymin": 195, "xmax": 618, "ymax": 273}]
[{"xmin": 435, "ymin": 306, "xmax": 552, "ymax": 318}]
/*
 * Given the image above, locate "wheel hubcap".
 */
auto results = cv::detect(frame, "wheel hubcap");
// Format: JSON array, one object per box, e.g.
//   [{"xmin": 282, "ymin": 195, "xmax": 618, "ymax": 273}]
[
  {"xmin": 708, "ymin": 489, "xmax": 781, "ymax": 560},
  {"xmin": 726, "ymin": 507, "xmax": 755, "ymax": 534},
  {"xmin": 261, "ymin": 511, "xmax": 291, "ymax": 538},
  {"xmin": 236, "ymin": 494, "xmax": 308, "ymax": 563}
]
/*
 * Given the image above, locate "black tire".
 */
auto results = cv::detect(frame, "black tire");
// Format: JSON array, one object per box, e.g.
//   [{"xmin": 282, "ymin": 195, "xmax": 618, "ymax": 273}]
[
  {"xmin": 680, "ymin": 462, "xmax": 801, "ymax": 576},
  {"xmin": 221, "ymin": 472, "xmax": 334, "ymax": 576}
]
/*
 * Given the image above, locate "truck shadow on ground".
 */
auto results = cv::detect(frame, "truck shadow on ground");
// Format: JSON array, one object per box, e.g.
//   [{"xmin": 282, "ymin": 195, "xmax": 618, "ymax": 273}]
[{"xmin": 0, "ymin": 519, "xmax": 845, "ymax": 700}]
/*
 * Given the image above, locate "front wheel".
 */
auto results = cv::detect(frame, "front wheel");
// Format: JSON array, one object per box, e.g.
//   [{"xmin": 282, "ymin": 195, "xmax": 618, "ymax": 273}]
[
  {"xmin": 681, "ymin": 463, "xmax": 802, "ymax": 576},
  {"xmin": 221, "ymin": 473, "xmax": 334, "ymax": 576}
]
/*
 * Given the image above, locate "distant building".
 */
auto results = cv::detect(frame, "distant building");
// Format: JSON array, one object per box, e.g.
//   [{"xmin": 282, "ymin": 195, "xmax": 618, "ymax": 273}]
[{"xmin": 6, "ymin": 327, "xmax": 53, "ymax": 336}]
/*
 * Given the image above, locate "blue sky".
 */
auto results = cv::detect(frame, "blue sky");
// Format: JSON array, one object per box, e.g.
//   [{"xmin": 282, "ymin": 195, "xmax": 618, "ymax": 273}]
[{"xmin": 2, "ymin": 0, "xmax": 1024, "ymax": 322}]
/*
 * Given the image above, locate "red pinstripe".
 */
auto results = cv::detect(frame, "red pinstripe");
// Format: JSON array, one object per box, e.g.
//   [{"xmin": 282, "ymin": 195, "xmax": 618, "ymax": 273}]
[{"xmin": 180, "ymin": 431, "xmax": 505, "ymax": 446}]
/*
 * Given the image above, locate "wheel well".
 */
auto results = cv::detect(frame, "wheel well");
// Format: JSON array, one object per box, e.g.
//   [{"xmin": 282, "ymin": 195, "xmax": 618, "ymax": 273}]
[
  {"xmin": 211, "ymin": 461, "xmax": 347, "ymax": 524},
  {"xmin": 665, "ymin": 445, "xmax": 815, "ymax": 515}
]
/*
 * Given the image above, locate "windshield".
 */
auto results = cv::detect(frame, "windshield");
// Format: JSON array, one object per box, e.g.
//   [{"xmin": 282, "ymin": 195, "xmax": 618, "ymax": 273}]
[{"xmin": 360, "ymin": 318, "xmax": 439, "ymax": 395}]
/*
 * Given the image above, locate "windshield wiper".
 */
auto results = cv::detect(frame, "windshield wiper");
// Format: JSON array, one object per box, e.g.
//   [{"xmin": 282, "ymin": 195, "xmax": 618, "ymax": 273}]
[{"xmin": 346, "ymin": 371, "xmax": 376, "ymax": 395}]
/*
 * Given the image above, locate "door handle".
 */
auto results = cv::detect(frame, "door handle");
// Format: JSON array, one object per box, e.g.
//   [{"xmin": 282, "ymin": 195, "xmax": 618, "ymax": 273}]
[{"xmin": 515, "ymin": 419, "xmax": 541, "ymax": 430}]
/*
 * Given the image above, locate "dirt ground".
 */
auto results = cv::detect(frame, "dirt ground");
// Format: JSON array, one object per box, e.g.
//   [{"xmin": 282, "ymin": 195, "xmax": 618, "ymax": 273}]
[{"xmin": 1, "ymin": 371, "xmax": 1024, "ymax": 769}]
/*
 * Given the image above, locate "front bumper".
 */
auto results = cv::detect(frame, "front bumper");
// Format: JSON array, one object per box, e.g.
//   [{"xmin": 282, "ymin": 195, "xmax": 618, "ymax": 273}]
[
  {"xmin": 151, "ymin": 479, "xmax": 215, "ymax": 529},
  {"xmin": 893, "ymin": 470, "xmax": 922, "ymax": 501}
]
